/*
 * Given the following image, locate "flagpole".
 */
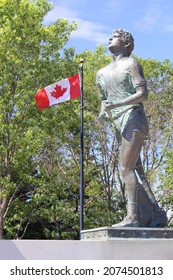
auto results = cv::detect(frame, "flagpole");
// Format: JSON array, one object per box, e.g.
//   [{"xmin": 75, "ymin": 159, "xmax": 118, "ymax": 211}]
[{"xmin": 80, "ymin": 58, "xmax": 84, "ymax": 237}]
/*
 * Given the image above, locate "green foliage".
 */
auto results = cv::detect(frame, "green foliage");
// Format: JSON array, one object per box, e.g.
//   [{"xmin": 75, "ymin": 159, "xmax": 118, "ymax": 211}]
[{"xmin": 0, "ymin": 0, "xmax": 78, "ymax": 239}]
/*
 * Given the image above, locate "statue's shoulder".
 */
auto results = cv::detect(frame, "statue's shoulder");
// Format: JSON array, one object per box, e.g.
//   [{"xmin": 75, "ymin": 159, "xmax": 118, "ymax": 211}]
[
  {"xmin": 121, "ymin": 57, "xmax": 143, "ymax": 75},
  {"xmin": 124, "ymin": 57, "xmax": 140, "ymax": 67},
  {"xmin": 96, "ymin": 64, "xmax": 111, "ymax": 77}
]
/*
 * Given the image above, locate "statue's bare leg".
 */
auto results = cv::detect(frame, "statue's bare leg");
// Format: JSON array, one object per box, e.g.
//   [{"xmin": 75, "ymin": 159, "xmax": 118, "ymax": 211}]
[{"xmin": 112, "ymin": 131, "xmax": 145, "ymax": 227}]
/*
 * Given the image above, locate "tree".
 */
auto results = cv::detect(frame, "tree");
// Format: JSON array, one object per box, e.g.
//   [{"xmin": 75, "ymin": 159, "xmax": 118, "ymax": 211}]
[{"xmin": 0, "ymin": 0, "xmax": 77, "ymax": 239}]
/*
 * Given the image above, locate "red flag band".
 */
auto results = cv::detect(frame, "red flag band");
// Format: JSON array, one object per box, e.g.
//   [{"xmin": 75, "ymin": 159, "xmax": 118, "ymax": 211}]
[{"xmin": 35, "ymin": 74, "xmax": 81, "ymax": 110}]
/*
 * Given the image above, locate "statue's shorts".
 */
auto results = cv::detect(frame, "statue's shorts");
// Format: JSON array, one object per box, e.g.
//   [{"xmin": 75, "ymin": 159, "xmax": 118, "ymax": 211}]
[{"xmin": 114, "ymin": 106, "xmax": 148, "ymax": 142}]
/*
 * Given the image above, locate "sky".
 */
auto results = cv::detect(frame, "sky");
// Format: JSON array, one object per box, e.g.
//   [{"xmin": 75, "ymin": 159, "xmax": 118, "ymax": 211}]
[{"xmin": 44, "ymin": 0, "xmax": 173, "ymax": 61}]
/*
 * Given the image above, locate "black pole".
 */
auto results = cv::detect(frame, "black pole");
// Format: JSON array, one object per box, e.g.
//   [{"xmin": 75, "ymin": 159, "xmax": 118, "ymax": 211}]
[{"xmin": 80, "ymin": 59, "xmax": 84, "ymax": 237}]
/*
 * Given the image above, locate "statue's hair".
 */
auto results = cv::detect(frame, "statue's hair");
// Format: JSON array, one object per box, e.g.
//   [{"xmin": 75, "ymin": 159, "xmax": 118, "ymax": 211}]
[{"xmin": 113, "ymin": 28, "xmax": 134, "ymax": 56}]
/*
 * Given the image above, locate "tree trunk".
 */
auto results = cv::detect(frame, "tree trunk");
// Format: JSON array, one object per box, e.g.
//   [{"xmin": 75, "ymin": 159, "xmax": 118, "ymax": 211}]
[
  {"xmin": 0, "ymin": 198, "xmax": 7, "ymax": 239},
  {"xmin": 0, "ymin": 207, "xmax": 4, "ymax": 239}
]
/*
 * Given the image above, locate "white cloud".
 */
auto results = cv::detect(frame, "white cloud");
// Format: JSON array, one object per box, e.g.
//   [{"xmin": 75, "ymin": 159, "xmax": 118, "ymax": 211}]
[
  {"xmin": 134, "ymin": 1, "xmax": 173, "ymax": 33},
  {"xmin": 70, "ymin": 19, "xmax": 108, "ymax": 44},
  {"xmin": 44, "ymin": 4, "xmax": 78, "ymax": 23},
  {"xmin": 160, "ymin": 15, "xmax": 173, "ymax": 32},
  {"xmin": 44, "ymin": 2, "xmax": 109, "ymax": 44},
  {"xmin": 106, "ymin": 0, "xmax": 125, "ymax": 13},
  {"xmin": 134, "ymin": 7, "xmax": 161, "ymax": 32}
]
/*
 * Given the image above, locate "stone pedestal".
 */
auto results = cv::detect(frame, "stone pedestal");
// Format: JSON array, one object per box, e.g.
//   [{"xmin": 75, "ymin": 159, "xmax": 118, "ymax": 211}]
[
  {"xmin": 0, "ymin": 237, "xmax": 173, "ymax": 259},
  {"xmin": 81, "ymin": 227, "xmax": 173, "ymax": 240},
  {"xmin": 1, "ymin": 228, "xmax": 173, "ymax": 260}
]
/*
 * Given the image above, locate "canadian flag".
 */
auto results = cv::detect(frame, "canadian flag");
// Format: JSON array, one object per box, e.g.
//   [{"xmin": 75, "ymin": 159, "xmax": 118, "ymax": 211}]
[{"xmin": 35, "ymin": 74, "xmax": 81, "ymax": 110}]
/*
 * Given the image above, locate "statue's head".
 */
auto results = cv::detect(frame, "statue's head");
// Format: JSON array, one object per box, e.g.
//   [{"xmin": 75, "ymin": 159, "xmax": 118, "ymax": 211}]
[{"xmin": 109, "ymin": 28, "xmax": 134, "ymax": 56}]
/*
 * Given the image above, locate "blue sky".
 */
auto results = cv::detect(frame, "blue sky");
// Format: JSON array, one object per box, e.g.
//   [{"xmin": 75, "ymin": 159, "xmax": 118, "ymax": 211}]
[{"xmin": 44, "ymin": 0, "xmax": 173, "ymax": 61}]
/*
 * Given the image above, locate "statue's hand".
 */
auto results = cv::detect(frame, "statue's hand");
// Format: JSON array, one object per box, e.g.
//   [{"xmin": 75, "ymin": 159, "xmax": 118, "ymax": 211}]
[
  {"xmin": 98, "ymin": 101, "xmax": 111, "ymax": 120},
  {"xmin": 104, "ymin": 101, "xmax": 118, "ymax": 111},
  {"xmin": 98, "ymin": 101, "xmax": 106, "ymax": 118},
  {"xmin": 98, "ymin": 111, "xmax": 105, "ymax": 119},
  {"xmin": 98, "ymin": 101, "xmax": 114, "ymax": 123}
]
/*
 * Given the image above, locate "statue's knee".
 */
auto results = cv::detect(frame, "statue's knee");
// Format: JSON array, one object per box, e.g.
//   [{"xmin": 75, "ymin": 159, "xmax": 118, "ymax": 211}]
[
  {"xmin": 120, "ymin": 165, "xmax": 128, "ymax": 178},
  {"xmin": 121, "ymin": 165, "xmax": 135, "ymax": 179}
]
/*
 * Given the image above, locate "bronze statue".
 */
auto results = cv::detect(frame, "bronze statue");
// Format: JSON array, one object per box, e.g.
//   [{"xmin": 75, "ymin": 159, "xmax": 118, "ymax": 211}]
[{"xmin": 96, "ymin": 28, "xmax": 167, "ymax": 227}]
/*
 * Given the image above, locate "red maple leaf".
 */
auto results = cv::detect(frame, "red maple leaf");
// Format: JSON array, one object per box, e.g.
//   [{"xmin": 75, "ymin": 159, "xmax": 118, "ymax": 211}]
[{"xmin": 50, "ymin": 84, "xmax": 67, "ymax": 99}]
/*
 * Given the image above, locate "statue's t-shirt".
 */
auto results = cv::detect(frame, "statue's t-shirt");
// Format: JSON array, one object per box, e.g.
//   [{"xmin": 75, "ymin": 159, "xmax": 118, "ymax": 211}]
[{"xmin": 96, "ymin": 57, "xmax": 147, "ymax": 133}]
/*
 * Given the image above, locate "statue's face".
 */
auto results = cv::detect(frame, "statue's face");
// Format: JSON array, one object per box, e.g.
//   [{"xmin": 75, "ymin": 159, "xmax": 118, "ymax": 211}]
[{"xmin": 108, "ymin": 32, "xmax": 123, "ymax": 54}]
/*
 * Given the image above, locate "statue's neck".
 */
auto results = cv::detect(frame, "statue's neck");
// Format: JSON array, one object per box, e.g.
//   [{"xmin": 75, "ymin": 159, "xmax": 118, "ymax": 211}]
[{"xmin": 112, "ymin": 54, "xmax": 128, "ymax": 62}]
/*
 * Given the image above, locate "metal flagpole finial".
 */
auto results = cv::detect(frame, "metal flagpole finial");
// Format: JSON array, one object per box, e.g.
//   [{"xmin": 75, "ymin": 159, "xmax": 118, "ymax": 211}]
[{"xmin": 80, "ymin": 58, "xmax": 84, "ymax": 67}]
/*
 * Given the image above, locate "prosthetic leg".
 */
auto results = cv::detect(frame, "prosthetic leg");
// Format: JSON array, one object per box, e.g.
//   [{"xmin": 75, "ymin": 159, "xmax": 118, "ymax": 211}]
[{"xmin": 136, "ymin": 157, "xmax": 168, "ymax": 227}]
